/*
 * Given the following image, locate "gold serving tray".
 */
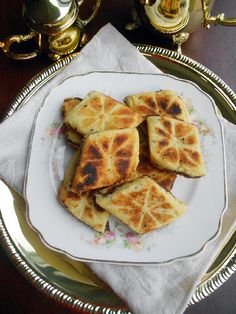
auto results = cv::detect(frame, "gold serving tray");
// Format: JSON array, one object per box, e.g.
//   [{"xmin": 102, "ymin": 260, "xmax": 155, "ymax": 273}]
[{"xmin": 0, "ymin": 45, "xmax": 236, "ymax": 313}]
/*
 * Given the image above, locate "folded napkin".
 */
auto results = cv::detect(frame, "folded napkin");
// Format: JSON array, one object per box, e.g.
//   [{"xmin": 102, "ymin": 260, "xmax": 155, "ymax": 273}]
[{"xmin": 1, "ymin": 24, "xmax": 236, "ymax": 314}]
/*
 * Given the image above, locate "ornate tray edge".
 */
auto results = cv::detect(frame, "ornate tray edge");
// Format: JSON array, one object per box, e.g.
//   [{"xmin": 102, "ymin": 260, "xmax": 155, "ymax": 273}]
[
  {"xmin": 0, "ymin": 211, "xmax": 125, "ymax": 314},
  {"xmin": 135, "ymin": 44, "xmax": 236, "ymax": 110},
  {"xmin": 0, "ymin": 45, "xmax": 235, "ymax": 311}
]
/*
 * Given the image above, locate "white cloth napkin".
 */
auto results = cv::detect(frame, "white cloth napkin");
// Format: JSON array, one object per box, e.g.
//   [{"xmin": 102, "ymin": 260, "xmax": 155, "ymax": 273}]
[{"xmin": 0, "ymin": 24, "xmax": 236, "ymax": 314}]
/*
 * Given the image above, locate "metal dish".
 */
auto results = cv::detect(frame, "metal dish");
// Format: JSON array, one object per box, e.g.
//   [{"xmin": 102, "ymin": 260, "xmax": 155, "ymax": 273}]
[{"xmin": 0, "ymin": 44, "xmax": 236, "ymax": 313}]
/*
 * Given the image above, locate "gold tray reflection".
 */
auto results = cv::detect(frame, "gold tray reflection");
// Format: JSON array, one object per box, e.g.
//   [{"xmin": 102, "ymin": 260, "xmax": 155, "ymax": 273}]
[{"xmin": 0, "ymin": 45, "xmax": 236, "ymax": 313}]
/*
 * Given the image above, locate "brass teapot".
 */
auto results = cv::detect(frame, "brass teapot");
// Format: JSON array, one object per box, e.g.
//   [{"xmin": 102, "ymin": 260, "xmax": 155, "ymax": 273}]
[
  {"xmin": 127, "ymin": 0, "xmax": 236, "ymax": 49},
  {"xmin": 0, "ymin": 0, "xmax": 101, "ymax": 60}
]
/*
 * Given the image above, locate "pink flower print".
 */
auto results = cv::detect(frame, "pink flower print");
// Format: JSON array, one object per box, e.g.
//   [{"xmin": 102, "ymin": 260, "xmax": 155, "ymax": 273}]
[
  {"xmin": 193, "ymin": 119, "xmax": 214, "ymax": 137},
  {"xmin": 125, "ymin": 232, "xmax": 138, "ymax": 244},
  {"xmin": 104, "ymin": 231, "xmax": 116, "ymax": 241},
  {"xmin": 123, "ymin": 232, "xmax": 143, "ymax": 250},
  {"xmin": 46, "ymin": 122, "xmax": 66, "ymax": 138},
  {"xmin": 91, "ymin": 230, "xmax": 116, "ymax": 246}
]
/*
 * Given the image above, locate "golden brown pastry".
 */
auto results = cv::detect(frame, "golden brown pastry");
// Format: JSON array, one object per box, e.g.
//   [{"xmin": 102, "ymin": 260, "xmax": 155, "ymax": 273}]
[
  {"xmin": 135, "ymin": 123, "xmax": 177, "ymax": 190},
  {"xmin": 72, "ymin": 128, "xmax": 139, "ymax": 192},
  {"xmin": 147, "ymin": 115, "xmax": 206, "ymax": 177},
  {"xmin": 62, "ymin": 98, "xmax": 83, "ymax": 147},
  {"xmin": 65, "ymin": 91, "xmax": 142, "ymax": 135},
  {"xmin": 124, "ymin": 90, "xmax": 189, "ymax": 122},
  {"xmin": 96, "ymin": 176, "xmax": 187, "ymax": 234},
  {"xmin": 135, "ymin": 142, "xmax": 177, "ymax": 191},
  {"xmin": 58, "ymin": 150, "xmax": 109, "ymax": 233},
  {"xmin": 62, "ymin": 97, "xmax": 82, "ymax": 116}
]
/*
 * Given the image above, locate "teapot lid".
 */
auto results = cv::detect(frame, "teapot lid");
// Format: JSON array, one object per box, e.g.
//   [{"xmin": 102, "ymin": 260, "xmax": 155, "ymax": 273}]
[{"xmin": 23, "ymin": 0, "xmax": 78, "ymax": 35}]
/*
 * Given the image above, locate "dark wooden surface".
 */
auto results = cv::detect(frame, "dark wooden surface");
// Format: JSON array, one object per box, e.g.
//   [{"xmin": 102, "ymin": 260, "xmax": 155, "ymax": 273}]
[{"xmin": 1, "ymin": 1, "xmax": 236, "ymax": 313}]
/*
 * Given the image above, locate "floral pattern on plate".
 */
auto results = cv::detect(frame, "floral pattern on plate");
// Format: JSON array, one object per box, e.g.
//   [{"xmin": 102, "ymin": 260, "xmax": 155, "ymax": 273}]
[{"xmin": 25, "ymin": 72, "xmax": 226, "ymax": 264}]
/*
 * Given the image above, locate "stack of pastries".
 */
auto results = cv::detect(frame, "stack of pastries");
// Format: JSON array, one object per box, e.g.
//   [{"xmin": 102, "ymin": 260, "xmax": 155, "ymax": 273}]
[{"xmin": 59, "ymin": 90, "xmax": 205, "ymax": 234}]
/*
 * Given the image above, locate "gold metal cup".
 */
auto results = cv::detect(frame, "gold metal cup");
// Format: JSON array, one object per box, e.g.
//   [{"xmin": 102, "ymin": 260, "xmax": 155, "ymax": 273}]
[
  {"xmin": 0, "ymin": 0, "xmax": 101, "ymax": 60},
  {"xmin": 127, "ymin": 0, "xmax": 236, "ymax": 49}
]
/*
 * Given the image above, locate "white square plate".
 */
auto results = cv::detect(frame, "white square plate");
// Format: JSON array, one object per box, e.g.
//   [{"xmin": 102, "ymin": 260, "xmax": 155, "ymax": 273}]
[{"xmin": 25, "ymin": 72, "xmax": 227, "ymax": 265}]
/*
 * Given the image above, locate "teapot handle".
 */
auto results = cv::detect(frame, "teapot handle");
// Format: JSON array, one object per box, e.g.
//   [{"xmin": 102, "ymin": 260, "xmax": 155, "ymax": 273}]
[
  {"xmin": 77, "ymin": 0, "xmax": 101, "ymax": 26},
  {"xmin": 201, "ymin": 0, "xmax": 236, "ymax": 29},
  {"xmin": 0, "ymin": 31, "xmax": 40, "ymax": 60}
]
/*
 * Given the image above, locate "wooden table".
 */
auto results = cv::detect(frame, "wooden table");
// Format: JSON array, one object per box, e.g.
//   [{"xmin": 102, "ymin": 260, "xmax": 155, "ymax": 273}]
[{"xmin": 1, "ymin": 1, "xmax": 236, "ymax": 313}]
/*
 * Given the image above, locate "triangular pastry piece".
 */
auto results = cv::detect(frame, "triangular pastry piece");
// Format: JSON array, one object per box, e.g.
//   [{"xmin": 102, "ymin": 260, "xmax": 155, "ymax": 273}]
[
  {"xmin": 125, "ymin": 90, "xmax": 189, "ymax": 122},
  {"xmin": 96, "ymin": 176, "xmax": 187, "ymax": 234},
  {"xmin": 65, "ymin": 91, "xmax": 142, "ymax": 135},
  {"xmin": 72, "ymin": 128, "xmax": 139, "ymax": 192},
  {"xmin": 59, "ymin": 150, "xmax": 109, "ymax": 233},
  {"xmin": 147, "ymin": 116, "xmax": 206, "ymax": 177},
  {"xmin": 62, "ymin": 98, "xmax": 83, "ymax": 147}
]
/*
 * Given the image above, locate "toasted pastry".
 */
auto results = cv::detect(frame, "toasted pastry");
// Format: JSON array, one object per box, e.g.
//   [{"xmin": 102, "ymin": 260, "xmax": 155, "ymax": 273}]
[
  {"xmin": 65, "ymin": 127, "xmax": 83, "ymax": 147},
  {"xmin": 96, "ymin": 176, "xmax": 187, "ymax": 234},
  {"xmin": 62, "ymin": 98, "xmax": 83, "ymax": 146},
  {"xmin": 147, "ymin": 116, "xmax": 206, "ymax": 177},
  {"xmin": 136, "ymin": 124, "xmax": 177, "ymax": 190},
  {"xmin": 64, "ymin": 91, "xmax": 142, "ymax": 135},
  {"xmin": 59, "ymin": 150, "xmax": 109, "ymax": 233},
  {"xmin": 62, "ymin": 97, "xmax": 82, "ymax": 116},
  {"xmin": 135, "ymin": 142, "xmax": 177, "ymax": 190},
  {"xmin": 125, "ymin": 90, "xmax": 189, "ymax": 122},
  {"xmin": 72, "ymin": 128, "xmax": 139, "ymax": 192}
]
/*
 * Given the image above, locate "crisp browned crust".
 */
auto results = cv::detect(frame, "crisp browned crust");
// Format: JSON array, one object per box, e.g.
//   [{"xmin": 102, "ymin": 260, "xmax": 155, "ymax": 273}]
[
  {"xmin": 125, "ymin": 90, "xmax": 189, "ymax": 122},
  {"xmin": 96, "ymin": 176, "xmax": 187, "ymax": 234},
  {"xmin": 62, "ymin": 98, "xmax": 83, "ymax": 147},
  {"xmin": 147, "ymin": 116, "xmax": 206, "ymax": 177},
  {"xmin": 65, "ymin": 126, "xmax": 83, "ymax": 147},
  {"xmin": 135, "ymin": 142, "xmax": 177, "ymax": 191},
  {"xmin": 72, "ymin": 128, "xmax": 139, "ymax": 192},
  {"xmin": 65, "ymin": 91, "xmax": 143, "ymax": 135},
  {"xmin": 62, "ymin": 97, "xmax": 82, "ymax": 116},
  {"xmin": 58, "ymin": 150, "xmax": 109, "ymax": 233}
]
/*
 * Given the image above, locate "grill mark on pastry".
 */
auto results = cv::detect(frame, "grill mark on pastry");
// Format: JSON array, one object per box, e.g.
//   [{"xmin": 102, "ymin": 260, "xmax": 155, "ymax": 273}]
[
  {"xmin": 184, "ymin": 135, "xmax": 197, "ymax": 145},
  {"xmin": 126, "ymin": 90, "xmax": 189, "ymax": 122},
  {"xmin": 95, "ymin": 177, "xmax": 187, "ymax": 234},
  {"xmin": 183, "ymin": 148, "xmax": 201, "ymax": 163},
  {"xmin": 91, "ymin": 96, "xmax": 102, "ymax": 111},
  {"xmin": 167, "ymin": 102, "xmax": 182, "ymax": 115},
  {"xmin": 84, "ymin": 206, "xmax": 93, "ymax": 218},
  {"xmin": 65, "ymin": 92, "xmax": 142, "ymax": 136},
  {"xmin": 137, "ymin": 188, "xmax": 150, "ymax": 231},
  {"xmin": 140, "ymin": 106, "xmax": 156, "ymax": 115},
  {"xmin": 161, "ymin": 147, "xmax": 179, "ymax": 163},
  {"xmin": 115, "ymin": 159, "xmax": 130, "ymax": 177},
  {"xmin": 59, "ymin": 150, "xmax": 109, "ymax": 233},
  {"xmin": 159, "ymin": 96, "xmax": 169, "ymax": 110},
  {"xmin": 115, "ymin": 145, "xmax": 133, "ymax": 158},
  {"xmin": 159, "ymin": 139, "xmax": 169, "ymax": 148},
  {"xmin": 102, "ymin": 141, "xmax": 109, "ymax": 150},
  {"xmin": 100, "ymin": 94, "xmax": 106, "ymax": 130},
  {"xmin": 87, "ymin": 145, "xmax": 102, "ymax": 159},
  {"xmin": 145, "ymin": 97, "xmax": 158, "ymax": 110},
  {"xmin": 114, "ymin": 134, "xmax": 128, "ymax": 146},
  {"xmin": 163, "ymin": 120, "xmax": 172, "ymax": 131},
  {"xmin": 75, "ymin": 162, "xmax": 98, "ymax": 190},
  {"xmin": 148, "ymin": 115, "xmax": 205, "ymax": 176},
  {"xmin": 156, "ymin": 127, "xmax": 168, "ymax": 137}
]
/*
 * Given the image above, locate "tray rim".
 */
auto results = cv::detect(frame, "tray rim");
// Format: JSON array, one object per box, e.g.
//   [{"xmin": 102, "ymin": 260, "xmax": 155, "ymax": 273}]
[{"xmin": 0, "ymin": 44, "xmax": 235, "ymax": 312}]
